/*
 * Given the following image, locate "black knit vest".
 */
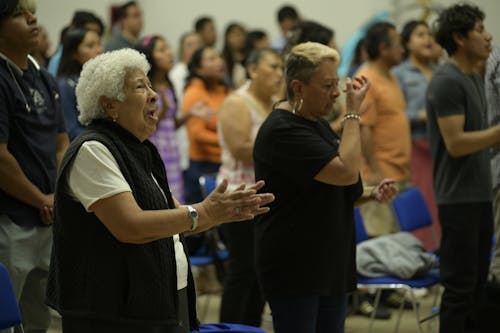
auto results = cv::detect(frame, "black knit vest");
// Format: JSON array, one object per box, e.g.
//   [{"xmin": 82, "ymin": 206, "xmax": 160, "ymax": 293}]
[{"xmin": 46, "ymin": 120, "xmax": 198, "ymax": 330}]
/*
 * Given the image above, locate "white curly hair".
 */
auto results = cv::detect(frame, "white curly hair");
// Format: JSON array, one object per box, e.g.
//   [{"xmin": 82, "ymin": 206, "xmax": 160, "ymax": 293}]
[{"xmin": 76, "ymin": 48, "xmax": 151, "ymax": 125}]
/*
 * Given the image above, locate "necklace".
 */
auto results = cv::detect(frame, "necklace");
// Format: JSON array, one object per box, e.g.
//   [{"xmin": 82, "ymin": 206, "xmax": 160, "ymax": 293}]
[{"xmin": 0, "ymin": 53, "xmax": 40, "ymax": 113}]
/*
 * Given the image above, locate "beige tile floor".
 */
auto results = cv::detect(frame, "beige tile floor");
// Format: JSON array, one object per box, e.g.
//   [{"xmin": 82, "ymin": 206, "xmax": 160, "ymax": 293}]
[{"xmin": 48, "ymin": 287, "xmax": 440, "ymax": 333}]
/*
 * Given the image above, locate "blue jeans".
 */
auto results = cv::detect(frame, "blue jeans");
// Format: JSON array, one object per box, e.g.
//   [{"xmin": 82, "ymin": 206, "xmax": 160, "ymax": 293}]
[
  {"xmin": 268, "ymin": 294, "xmax": 347, "ymax": 333},
  {"xmin": 184, "ymin": 160, "xmax": 220, "ymax": 204}
]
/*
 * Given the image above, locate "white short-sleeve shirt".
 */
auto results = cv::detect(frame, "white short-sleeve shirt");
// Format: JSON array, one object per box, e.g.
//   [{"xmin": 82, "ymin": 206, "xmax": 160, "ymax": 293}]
[{"xmin": 67, "ymin": 140, "xmax": 188, "ymax": 290}]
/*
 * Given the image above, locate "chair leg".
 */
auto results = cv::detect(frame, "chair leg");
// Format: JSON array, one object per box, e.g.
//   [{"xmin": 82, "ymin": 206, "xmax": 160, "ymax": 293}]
[
  {"xmin": 393, "ymin": 289, "xmax": 406, "ymax": 333},
  {"xmin": 417, "ymin": 285, "xmax": 440, "ymax": 333},
  {"xmin": 15, "ymin": 325, "xmax": 25, "ymax": 333},
  {"xmin": 200, "ymin": 293, "xmax": 211, "ymax": 322},
  {"xmin": 392, "ymin": 288, "xmax": 424, "ymax": 333},
  {"xmin": 429, "ymin": 285, "xmax": 440, "ymax": 333},
  {"xmin": 368, "ymin": 289, "xmax": 382, "ymax": 333},
  {"xmin": 408, "ymin": 290, "xmax": 424, "ymax": 333}
]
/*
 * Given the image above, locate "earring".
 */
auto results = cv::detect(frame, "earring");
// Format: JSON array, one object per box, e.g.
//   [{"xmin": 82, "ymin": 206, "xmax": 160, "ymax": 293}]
[
  {"xmin": 112, "ymin": 114, "xmax": 118, "ymax": 122},
  {"xmin": 292, "ymin": 98, "xmax": 303, "ymax": 114}
]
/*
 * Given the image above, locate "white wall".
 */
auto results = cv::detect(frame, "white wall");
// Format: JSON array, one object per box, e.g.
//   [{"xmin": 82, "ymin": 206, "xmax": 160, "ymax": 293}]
[{"xmin": 37, "ymin": 0, "xmax": 500, "ymax": 58}]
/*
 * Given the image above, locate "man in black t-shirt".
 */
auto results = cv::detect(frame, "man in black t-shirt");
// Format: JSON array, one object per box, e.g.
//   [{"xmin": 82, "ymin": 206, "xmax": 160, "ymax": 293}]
[
  {"xmin": 0, "ymin": 0, "xmax": 69, "ymax": 331},
  {"xmin": 426, "ymin": 4, "xmax": 499, "ymax": 333}
]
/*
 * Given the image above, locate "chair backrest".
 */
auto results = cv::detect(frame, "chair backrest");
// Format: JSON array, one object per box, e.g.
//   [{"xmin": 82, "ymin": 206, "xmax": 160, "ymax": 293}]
[
  {"xmin": 354, "ymin": 208, "xmax": 369, "ymax": 243},
  {"xmin": 0, "ymin": 263, "xmax": 22, "ymax": 330},
  {"xmin": 199, "ymin": 174, "xmax": 217, "ymax": 198},
  {"xmin": 391, "ymin": 187, "xmax": 433, "ymax": 232}
]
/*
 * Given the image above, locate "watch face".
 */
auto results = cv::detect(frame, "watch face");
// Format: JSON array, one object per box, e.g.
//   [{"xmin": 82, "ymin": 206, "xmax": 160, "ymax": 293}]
[{"xmin": 189, "ymin": 209, "xmax": 198, "ymax": 218}]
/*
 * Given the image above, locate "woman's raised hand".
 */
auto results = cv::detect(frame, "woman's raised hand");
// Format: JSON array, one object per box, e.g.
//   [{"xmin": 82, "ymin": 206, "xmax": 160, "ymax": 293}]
[
  {"xmin": 196, "ymin": 179, "xmax": 275, "ymax": 229},
  {"xmin": 371, "ymin": 178, "xmax": 398, "ymax": 203},
  {"xmin": 344, "ymin": 75, "xmax": 370, "ymax": 114}
]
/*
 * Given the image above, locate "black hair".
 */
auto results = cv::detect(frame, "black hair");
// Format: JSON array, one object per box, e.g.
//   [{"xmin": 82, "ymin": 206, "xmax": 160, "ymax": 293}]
[
  {"xmin": 116, "ymin": 1, "xmax": 137, "ymax": 21},
  {"xmin": 434, "ymin": 4, "xmax": 485, "ymax": 56},
  {"xmin": 185, "ymin": 46, "xmax": 228, "ymax": 92},
  {"xmin": 347, "ymin": 37, "xmax": 367, "ymax": 77},
  {"xmin": 244, "ymin": 47, "xmax": 280, "ymax": 79},
  {"xmin": 195, "ymin": 16, "xmax": 213, "ymax": 33},
  {"xmin": 135, "ymin": 35, "xmax": 178, "ymax": 105},
  {"xmin": 57, "ymin": 11, "xmax": 104, "ymax": 46},
  {"xmin": 400, "ymin": 20, "xmax": 428, "ymax": 59},
  {"xmin": 243, "ymin": 30, "xmax": 268, "ymax": 64},
  {"xmin": 244, "ymin": 30, "xmax": 267, "ymax": 50},
  {"xmin": 58, "ymin": 26, "xmax": 70, "ymax": 45},
  {"xmin": 222, "ymin": 22, "xmax": 246, "ymax": 83},
  {"xmin": 364, "ymin": 22, "xmax": 396, "ymax": 60},
  {"xmin": 352, "ymin": 38, "xmax": 366, "ymax": 66},
  {"xmin": 0, "ymin": 0, "xmax": 18, "ymax": 22},
  {"xmin": 277, "ymin": 5, "xmax": 299, "ymax": 23},
  {"xmin": 57, "ymin": 29, "xmax": 89, "ymax": 78},
  {"xmin": 284, "ymin": 20, "xmax": 334, "ymax": 54},
  {"xmin": 71, "ymin": 10, "xmax": 105, "ymax": 36},
  {"xmin": 136, "ymin": 34, "xmax": 162, "ymax": 81}
]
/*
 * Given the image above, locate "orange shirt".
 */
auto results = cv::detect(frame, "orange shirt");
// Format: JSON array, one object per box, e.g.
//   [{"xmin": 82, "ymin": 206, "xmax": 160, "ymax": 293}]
[
  {"xmin": 182, "ymin": 79, "xmax": 229, "ymax": 163},
  {"xmin": 358, "ymin": 66, "xmax": 411, "ymax": 182}
]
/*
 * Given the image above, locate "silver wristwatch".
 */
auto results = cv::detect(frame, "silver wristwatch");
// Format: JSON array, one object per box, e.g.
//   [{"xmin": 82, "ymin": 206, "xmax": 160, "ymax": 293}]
[{"xmin": 186, "ymin": 205, "xmax": 199, "ymax": 231}]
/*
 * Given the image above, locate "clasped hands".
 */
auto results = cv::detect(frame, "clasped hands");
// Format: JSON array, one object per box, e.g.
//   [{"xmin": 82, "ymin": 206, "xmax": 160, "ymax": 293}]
[{"xmin": 39, "ymin": 193, "xmax": 54, "ymax": 225}]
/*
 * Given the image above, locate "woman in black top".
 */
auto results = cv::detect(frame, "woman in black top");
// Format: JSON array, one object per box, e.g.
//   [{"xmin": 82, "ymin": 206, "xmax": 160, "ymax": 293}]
[{"xmin": 253, "ymin": 42, "xmax": 397, "ymax": 333}]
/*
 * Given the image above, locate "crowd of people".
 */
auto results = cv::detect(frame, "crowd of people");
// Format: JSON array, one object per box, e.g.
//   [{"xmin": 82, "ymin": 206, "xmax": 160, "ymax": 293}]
[{"xmin": 0, "ymin": 0, "xmax": 499, "ymax": 332}]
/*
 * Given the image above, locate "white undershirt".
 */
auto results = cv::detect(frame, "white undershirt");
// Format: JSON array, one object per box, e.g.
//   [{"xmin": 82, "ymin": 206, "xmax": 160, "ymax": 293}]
[{"xmin": 66, "ymin": 140, "xmax": 188, "ymax": 290}]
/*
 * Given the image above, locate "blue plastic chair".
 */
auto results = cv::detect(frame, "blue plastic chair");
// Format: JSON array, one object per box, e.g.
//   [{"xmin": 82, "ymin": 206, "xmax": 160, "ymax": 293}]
[
  {"xmin": 192, "ymin": 323, "xmax": 265, "ymax": 332},
  {"xmin": 391, "ymin": 187, "xmax": 439, "ymax": 250},
  {"xmin": 0, "ymin": 263, "xmax": 24, "ymax": 332},
  {"xmin": 354, "ymin": 208, "xmax": 440, "ymax": 333}
]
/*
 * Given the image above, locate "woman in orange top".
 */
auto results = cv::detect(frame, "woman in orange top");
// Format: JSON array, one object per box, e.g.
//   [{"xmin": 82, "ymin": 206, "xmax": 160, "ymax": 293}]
[{"xmin": 182, "ymin": 46, "xmax": 229, "ymax": 204}]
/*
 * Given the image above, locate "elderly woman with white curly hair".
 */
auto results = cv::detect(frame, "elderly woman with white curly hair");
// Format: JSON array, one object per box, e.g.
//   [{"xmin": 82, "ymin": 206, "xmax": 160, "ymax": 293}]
[{"xmin": 46, "ymin": 48, "xmax": 275, "ymax": 333}]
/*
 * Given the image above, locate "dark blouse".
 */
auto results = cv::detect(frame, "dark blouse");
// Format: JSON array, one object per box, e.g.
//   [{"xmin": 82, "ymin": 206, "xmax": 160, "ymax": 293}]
[{"xmin": 253, "ymin": 109, "xmax": 363, "ymax": 297}]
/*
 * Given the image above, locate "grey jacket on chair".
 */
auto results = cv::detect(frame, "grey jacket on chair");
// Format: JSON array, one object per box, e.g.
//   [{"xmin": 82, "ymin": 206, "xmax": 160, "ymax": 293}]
[{"xmin": 356, "ymin": 232, "xmax": 437, "ymax": 279}]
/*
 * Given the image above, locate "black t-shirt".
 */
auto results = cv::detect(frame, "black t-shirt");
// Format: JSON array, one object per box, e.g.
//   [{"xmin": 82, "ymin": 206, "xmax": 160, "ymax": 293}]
[
  {"xmin": 426, "ymin": 63, "xmax": 492, "ymax": 205},
  {"xmin": 253, "ymin": 109, "xmax": 363, "ymax": 297},
  {"xmin": 0, "ymin": 57, "xmax": 65, "ymax": 226}
]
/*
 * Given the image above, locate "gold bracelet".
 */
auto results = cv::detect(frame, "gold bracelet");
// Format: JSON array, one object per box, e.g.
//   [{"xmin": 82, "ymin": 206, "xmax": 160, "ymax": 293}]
[{"xmin": 343, "ymin": 113, "xmax": 361, "ymax": 122}]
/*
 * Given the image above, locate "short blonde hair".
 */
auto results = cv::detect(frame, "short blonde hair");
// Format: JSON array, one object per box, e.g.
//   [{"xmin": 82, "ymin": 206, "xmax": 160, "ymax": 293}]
[
  {"xmin": 285, "ymin": 42, "xmax": 340, "ymax": 99},
  {"xmin": 76, "ymin": 48, "xmax": 150, "ymax": 125}
]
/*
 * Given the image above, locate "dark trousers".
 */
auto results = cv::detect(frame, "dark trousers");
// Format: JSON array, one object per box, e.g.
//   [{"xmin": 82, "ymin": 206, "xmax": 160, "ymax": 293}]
[
  {"xmin": 184, "ymin": 160, "xmax": 220, "ymax": 204},
  {"xmin": 438, "ymin": 202, "xmax": 493, "ymax": 333},
  {"xmin": 267, "ymin": 294, "xmax": 347, "ymax": 333},
  {"xmin": 219, "ymin": 220, "xmax": 265, "ymax": 326}
]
